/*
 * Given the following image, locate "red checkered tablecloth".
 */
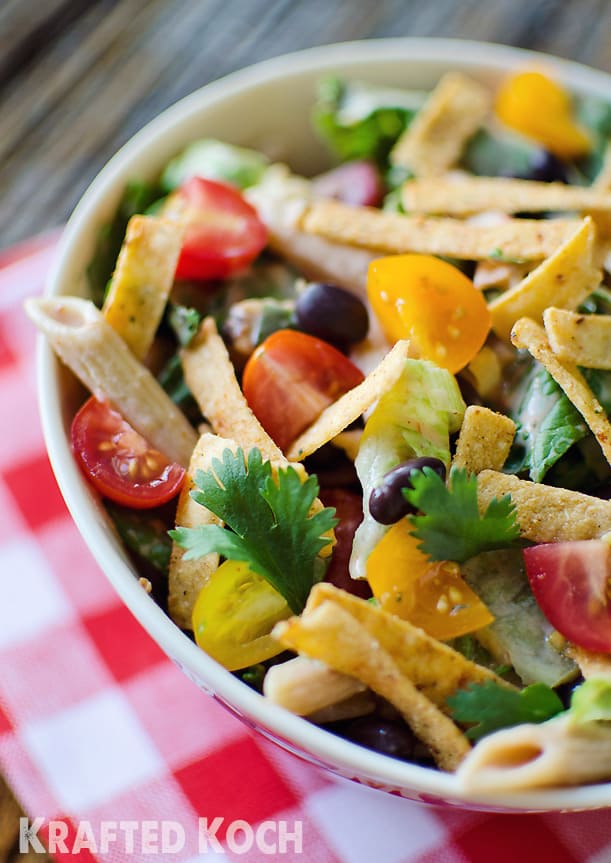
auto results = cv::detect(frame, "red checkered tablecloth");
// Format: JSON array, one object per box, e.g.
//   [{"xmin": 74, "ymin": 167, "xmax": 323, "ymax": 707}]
[{"xmin": 1, "ymin": 233, "xmax": 610, "ymax": 862}]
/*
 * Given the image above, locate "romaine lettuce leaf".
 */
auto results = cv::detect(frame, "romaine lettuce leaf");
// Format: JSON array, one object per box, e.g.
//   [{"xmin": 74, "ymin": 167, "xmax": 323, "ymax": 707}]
[
  {"xmin": 507, "ymin": 365, "xmax": 588, "ymax": 482},
  {"xmin": 312, "ymin": 76, "xmax": 426, "ymax": 164},
  {"xmin": 349, "ymin": 359, "xmax": 464, "ymax": 578},
  {"xmin": 161, "ymin": 139, "xmax": 269, "ymax": 192}
]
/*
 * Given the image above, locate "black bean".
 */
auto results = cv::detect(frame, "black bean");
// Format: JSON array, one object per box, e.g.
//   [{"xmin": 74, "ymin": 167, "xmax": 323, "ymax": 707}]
[
  {"xmin": 505, "ymin": 148, "xmax": 569, "ymax": 184},
  {"xmin": 295, "ymin": 283, "xmax": 369, "ymax": 347},
  {"xmin": 341, "ymin": 717, "xmax": 417, "ymax": 761},
  {"xmin": 368, "ymin": 457, "xmax": 446, "ymax": 525}
]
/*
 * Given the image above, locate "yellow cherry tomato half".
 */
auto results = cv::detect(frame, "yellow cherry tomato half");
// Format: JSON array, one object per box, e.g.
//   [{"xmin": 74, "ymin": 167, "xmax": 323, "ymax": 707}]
[
  {"xmin": 192, "ymin": 560, "xmax": 291, "ymax": 671},
  {"xmin": 366, "ymin": 523, "xmax": 494, "ymax": 641},
  {"xmin": 495, "ymin": 70, "xmax": 591, "ymax": 159},
  {"xmin": 367, "ymin": 254, "xmax": 491, "ymax": 374}
]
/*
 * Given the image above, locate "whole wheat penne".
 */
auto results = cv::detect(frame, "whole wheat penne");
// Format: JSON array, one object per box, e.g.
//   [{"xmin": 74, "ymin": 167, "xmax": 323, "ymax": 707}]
[
  {"xmin": 263, "ymin": 655, "xmax": 365, "ymax": 716},
  {"xmin": 25, "ymin": 296, "xmax": 197, "ymax": 467},
  {"xmin": 456, "ymin": 716, "xmax": 611, "ymax": 791}
]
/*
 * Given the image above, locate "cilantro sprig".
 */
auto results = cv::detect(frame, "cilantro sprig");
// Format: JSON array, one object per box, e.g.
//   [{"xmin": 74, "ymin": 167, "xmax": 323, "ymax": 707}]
[
  {"xmin": 447, "ymin": 681, "xmax": 564, "ymax": 740},
  {"xmin": 404, "ymin": 467, "xmax": 520, "ymax": 563},
  {"xmin": 170, "ymin": 448, "xmax": 337, "ymax": 613}
]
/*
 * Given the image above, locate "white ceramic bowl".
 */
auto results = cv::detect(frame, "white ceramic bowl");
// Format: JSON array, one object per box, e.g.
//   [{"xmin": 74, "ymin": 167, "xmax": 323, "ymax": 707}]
[{"xmin": 38, "ymin": 38, "xmax": 611, "ymax": 812}]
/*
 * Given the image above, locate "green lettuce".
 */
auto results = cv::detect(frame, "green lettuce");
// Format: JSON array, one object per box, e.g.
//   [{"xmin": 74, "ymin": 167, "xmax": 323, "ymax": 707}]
[
  {"xmin": 349, "ymin": 359, "xmax": 465, "ymax": 578},
  {"xmin": 507, "ymin": 365, "xmax": 588, "ymax": 482},
  {"xmin": 161, "ymin": 139, "xmax": 269, "ymax": 192},
  {"xmin": 312, "ymin": 76, "xmax": 426, "ymax": 164}
]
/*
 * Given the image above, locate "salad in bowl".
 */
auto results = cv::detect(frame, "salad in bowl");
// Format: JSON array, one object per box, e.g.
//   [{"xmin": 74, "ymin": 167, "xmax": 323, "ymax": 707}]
[{"xmin": 27, "ymin": 39, "xmax": 611, "ymax": 810}]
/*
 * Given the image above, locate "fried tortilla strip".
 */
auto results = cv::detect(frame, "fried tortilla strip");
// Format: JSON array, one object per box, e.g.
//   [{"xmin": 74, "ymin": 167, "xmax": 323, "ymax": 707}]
[
  {"xmin": 390, "ymin": 72, "xmax": 490, "ymax": 176},
  {"xmin": 489, "ymin": 218, "xmax": 600, "ymax": 341},
  {"xmin": 543, "ymin": 307, "xmax": 611, "ymax": 369},
  {"xmin": 286, "ymin": 340, "xmax": 411, "ymax": 460},
  {"xmin": 263, "ymin": 655, "xmax": 365, "ymax": 716},
  {"xmin": 182, "ymin": 316, "xmax": 283, "ymax": 463},
  {"xmin": 102, "ymin": 215, "xmax": 185, "ymax": 359},
  {"xmin": 456, "ymin": 716, "xmax": 611, "ymax": 791},
  {"xmin": 169, "ymin": 432, "xmax": 236, "ymax": 630},
  {"xmin": 274, "ymin": 600, "xmax": 471, "ymax": 771},
  {"xmin": 569, "ymin": 646, "xmax": 611, "ymax": 679},
  {"xmin": 477, "ymin": 470, "xmax": 611, "ymax": 542},
  {"xmin": 511, "ymin": 317, "xmax": 611, "ymax": 464},
  {"xmin": 305, "ymin": 583, "xmax": 507, "ymax": 705},
  {"xmin": 452, "ymin": 406, "xmax": 515, "ymax": 474},
  {"xmin": 24, "ymin": 296, "xmax": 197, "ymax": 467},
  {"xmin": 401, "ymin": 176, "xmax": 611, "ymax": 216},
  {"xmin": 300, "ymin": 199, "xmax": 578, "ymax": 262}
]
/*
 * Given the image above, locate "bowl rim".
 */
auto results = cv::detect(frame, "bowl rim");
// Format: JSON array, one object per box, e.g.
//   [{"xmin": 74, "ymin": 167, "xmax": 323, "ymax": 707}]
[{"xmin": 38, "ymin": 36, "xmax": 611, "ymax": 812}]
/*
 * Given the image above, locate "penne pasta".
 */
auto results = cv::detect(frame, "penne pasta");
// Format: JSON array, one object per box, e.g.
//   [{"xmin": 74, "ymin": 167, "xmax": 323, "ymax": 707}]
[{"xmin": 25, "ymin": 296, "xmax": 197, "ymax": 467}]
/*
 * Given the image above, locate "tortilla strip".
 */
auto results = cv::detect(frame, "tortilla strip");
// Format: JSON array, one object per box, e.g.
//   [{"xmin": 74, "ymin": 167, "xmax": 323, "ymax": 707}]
[
  {"xmin": 477, "ymin": 470, "xmax": 611, "ymax": 542},
  {"xmin": 456, "ymin": 715, "xmax": 611, "ymax": 791},
  {"xmin": 169, "ymin": 432, "xmax": 234, "ymax": 630},
  {"xmin": 489, "ymin": 218, "xmax": 600, "ymax": 341},
  {"xmin": 274, "ymin": 600, "xmax": 471, "ymax": 771},
  {"xmin": 286, "ymin": 340, "xmax": 411, "ymax": 460},
  {"xmin": 263, "ymin": 655, "xmax": 365, "ymax": 716},
  {"xmin": 544, "ymin": 307, "xmax": 611, "ymax": 369},
  {"xmin": 300, "ymin": 199, "xmax": 579, "ymax": 262},
  {"xmin": 401, "ymin": 176, "xmax": 611, "ymax": 216},
  {"xmin": 182, "ymin": 316, "xmax": 283, "ymax": 463},
  {"xmin": 305, "ymin": 583, "xmax": 507, "ymax": 704},
  {"xmin": 452, "ymin": 405, "xmax": 515, "ymax": 474},
  {"xmin": 102, "ymin": 215, "xmax": 185, "ymax": 359},
  {"xmin": 511, "ymin": 317, "xmax": 611, "ymax": 464},
  {"xmin": 390, "ymin": 72, "xmax": 490, "ymax": 176}
]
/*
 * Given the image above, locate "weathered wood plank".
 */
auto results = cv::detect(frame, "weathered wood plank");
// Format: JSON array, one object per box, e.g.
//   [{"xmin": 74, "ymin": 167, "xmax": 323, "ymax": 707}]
[{"xmin": 0, "ymin": 0, "xmax": 609, "ymax": 248}]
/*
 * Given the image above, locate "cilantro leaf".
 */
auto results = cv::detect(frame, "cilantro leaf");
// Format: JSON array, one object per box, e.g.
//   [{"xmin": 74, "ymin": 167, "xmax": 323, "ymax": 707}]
[
  {"xmin": 170, "ymin": 448, "xmax": 337, "ymax": 613},
  {"xmin": 404, "ymin": 467, "xmax": 520, "ymax": 563},
  {"xmin": 447, "ymin": 681, "xmax": 564, "ymax": 740}
]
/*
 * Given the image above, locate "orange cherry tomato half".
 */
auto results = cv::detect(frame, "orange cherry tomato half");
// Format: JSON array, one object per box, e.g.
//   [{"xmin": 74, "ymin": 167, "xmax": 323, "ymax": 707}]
[
  {"xmin": 367, "ymin": 523, "xmax": 494, "ymax": 640},
  {"xmin": 495, "ymin": 70, "xmax": 591, "ymax": 160},
  {"xmin": 71, "ymin": 397, "xmax": 185, "ymax": 509},
  {"xmin": 165, "ymin": 177, "xmax": 268, "ymax": 281},
  {"xmin": 367, "ymin": 254, "xmax": 491, "ymax": 374},
  {"xmin": 242, "ymin": 329, "xmax": 364, "ymax": 452},
  {"xmin": 523, "ymin": 540, "xmax": 611, "ymax": 654}
]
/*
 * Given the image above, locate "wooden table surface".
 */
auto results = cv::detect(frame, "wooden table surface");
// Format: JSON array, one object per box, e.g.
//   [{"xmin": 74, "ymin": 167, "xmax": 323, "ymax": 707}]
[{"xmin": 1, "ymin": 0, "xmax": 610, "ymax": 251}]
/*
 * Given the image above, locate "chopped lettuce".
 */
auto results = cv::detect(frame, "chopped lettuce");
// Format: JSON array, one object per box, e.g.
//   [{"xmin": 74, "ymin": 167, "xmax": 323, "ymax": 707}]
[
  {"xmin": 507, "ymin": 365, "xmax": 588, "ymax": 482},
  {"xmin": 349, "ymin": 359, "xmax": 465, "ymax": 579},
  {"xmin": 574, "ymin": 95, "xmax": 611, "ymax": 184},
  {"xmin": 461, "ymin": 128, "xmax": 537, "ymax": 177},
  {"xmin": 461, "ymin": 549, "xmax": 577, "ymax": 687},
  {"xmin": 312, "ymin": 76, "xmax": 426, "ymax": 163},
  {"xmin": 87, "ymin": 179, "xmax": 160, "ymax": 306},
  {"xmin": 161, "ymin": 139, "xmax": 269, "ymax": 192},
  {"xmin": 106, "ymin": 503, "xmax": 173, "ymax": 575}
]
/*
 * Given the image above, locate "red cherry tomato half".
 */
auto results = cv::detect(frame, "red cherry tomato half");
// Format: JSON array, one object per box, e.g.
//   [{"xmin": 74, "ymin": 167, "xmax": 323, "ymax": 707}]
[
  {"xmin": 71, "ymin": 397, "xmax": 185, "ymax": 509},
  {"xmin": 167, "ymin": 177, "xmax": 267, "ymax": 281},
  {"xmin": 311, "ymin": 160, "xmax": 383, "ymax": 207},
  {"xmin": 319, "ymin": 489, "xmax": 371, "ymax": 599},
  {"xmin": 523, "ymin": 540, "xmax": 611, "ymax": 653},
  {"xmin": 242, "ymin": 329, "xmax": 365, "ymax": 452}
]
